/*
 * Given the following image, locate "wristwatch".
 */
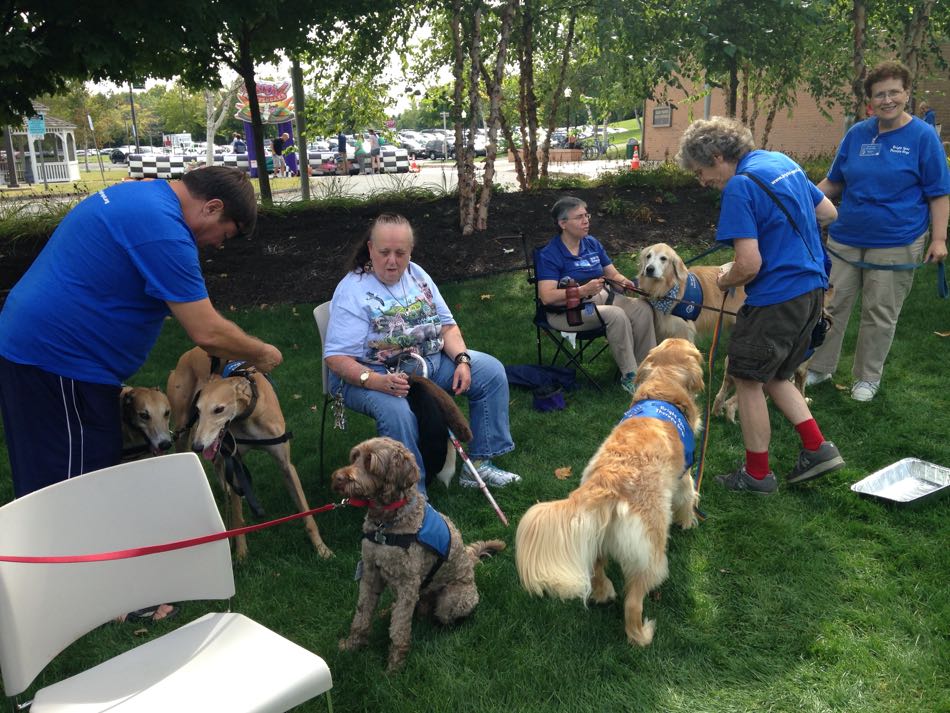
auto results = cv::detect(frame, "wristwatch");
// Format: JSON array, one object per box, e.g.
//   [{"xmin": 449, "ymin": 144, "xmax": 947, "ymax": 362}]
[
  {"xmin": 454, "ymin": 352, "xmax": 472, "ymax": 366},
  {"xmin": 358, "ymin": 369, "xmax": 371, "ymax": 387}
]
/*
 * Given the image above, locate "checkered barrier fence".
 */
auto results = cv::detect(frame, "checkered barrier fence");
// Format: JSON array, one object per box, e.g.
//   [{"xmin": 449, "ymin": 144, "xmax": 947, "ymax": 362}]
[{"xmin": 127, "ymin": 154, "xmax": 252, "ymax": 179}]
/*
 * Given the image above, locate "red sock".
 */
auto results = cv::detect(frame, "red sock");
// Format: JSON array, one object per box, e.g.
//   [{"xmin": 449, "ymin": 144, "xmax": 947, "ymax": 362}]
[
  {"xmin": 745, "ymin": 451, "xmax": 770, "ymax": 479},
  {"xmin": 795, "ymin": 419, "xmax": 824, "ymax": 452}
]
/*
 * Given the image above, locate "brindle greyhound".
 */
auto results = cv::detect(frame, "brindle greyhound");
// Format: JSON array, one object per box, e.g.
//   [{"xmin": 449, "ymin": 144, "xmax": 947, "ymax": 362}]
[{"xmin": 167, "ymin": 346, "xmax": 331, "ymax": 560}]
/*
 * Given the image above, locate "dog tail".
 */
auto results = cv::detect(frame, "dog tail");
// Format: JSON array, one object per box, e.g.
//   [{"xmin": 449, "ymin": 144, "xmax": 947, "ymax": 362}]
[
  {"xmin": 515, "ymin": 497, "xmax": 606, "ymax": 602},
  {"xmin": 408, "ymin": 376, "xmax": 473, "ymax": 441},
  {"xmin": 466, "ymin": 539, "xmax": 506, "ymax": 564}
]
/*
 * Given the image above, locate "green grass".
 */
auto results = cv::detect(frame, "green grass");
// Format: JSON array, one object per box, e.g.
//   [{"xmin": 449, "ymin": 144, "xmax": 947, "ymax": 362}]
[{"xmin": 2, "ymin": 251, "xmax": 950, "ymax": 712}]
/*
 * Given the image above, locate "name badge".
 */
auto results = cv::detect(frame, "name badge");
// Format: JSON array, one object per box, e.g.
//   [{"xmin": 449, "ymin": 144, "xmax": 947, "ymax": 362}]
[{"xmin": 859, "ymin": 143, "xmax": 882, "ymax": 157}]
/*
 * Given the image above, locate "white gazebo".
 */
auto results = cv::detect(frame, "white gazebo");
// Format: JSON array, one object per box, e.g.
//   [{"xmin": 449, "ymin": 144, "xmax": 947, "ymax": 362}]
[{"xmin": 1, "ymin": 102, "xmax": 81, "ymax": 185}]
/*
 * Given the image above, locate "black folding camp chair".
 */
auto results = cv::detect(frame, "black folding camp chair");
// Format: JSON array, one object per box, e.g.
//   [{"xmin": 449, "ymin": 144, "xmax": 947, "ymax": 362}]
[{"xmin": 522, "ymin": 236, "xmax": 610, "ymax": 390}]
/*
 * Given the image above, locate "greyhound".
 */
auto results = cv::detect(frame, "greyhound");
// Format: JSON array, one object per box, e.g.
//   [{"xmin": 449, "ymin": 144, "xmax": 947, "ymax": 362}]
[
  {"xmin": 167, "ymin": 347, "xmax": 331, "ymax": 561},
  {"xmin": 120, "ymin": 386, "xmax": 172, "ymax": 460}
]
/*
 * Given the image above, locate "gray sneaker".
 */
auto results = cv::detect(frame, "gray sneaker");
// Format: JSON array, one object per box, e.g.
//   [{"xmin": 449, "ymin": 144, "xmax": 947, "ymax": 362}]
[
  {"xmin": 786, "ymin": 441, "xmax": 844, "ymax": 484},
  {"xmin": 460, "ymin": 460, "xmax": 521, "ymax": 488},
  {"xmin": 716, "ymin": 466, "xmax": 777, "ymax": 495}
]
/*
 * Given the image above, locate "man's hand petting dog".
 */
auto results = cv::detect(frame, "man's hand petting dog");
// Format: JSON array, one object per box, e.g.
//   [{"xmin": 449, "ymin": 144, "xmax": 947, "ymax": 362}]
[
  {"xmin": 378, "ymin": 371, "xmax": 410, "ymax": 397},
  {"xmin": 716, "ymin": 261, "xmax": 735, "ymax": 292}
]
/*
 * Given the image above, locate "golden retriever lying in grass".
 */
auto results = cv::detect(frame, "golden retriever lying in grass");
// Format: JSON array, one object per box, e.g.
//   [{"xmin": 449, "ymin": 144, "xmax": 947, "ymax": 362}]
[{"xmin": 515, "ymin": 338, "xmax": 704, "ymax": 646}]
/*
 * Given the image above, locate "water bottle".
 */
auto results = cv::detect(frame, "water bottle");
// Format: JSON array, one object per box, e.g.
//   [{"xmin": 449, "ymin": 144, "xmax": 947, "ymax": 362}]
[{"xmin": 564, "ymin": 279, "xmax": 583, "ymax": 326}]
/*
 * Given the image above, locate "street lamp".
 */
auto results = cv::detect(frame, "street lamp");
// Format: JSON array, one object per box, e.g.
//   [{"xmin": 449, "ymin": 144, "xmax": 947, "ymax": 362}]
[{"xmin": 564, "ymin": 87, "xmax": 572, "ymax": 147}]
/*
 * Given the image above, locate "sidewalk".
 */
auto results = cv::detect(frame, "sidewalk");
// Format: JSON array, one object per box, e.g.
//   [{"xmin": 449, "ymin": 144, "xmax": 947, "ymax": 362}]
[{"xmin": 275, "ymin": 156, "xmax": 632, "ymax": 202}]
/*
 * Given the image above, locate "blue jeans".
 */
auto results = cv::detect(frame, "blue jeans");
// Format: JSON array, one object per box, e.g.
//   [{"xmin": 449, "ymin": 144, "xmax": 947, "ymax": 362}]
[{"xmin": 327, "ymin": 350, "xmax": 514, "ymax": 494}]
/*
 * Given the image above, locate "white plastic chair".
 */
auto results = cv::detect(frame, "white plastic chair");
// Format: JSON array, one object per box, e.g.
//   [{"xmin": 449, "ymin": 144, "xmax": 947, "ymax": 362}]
[
  {"xmin": 0, "ymin": 453, "xmax": 332, "ymax": 712},
  {"xmin": 315, "ymin": 301, "xmax": 356, "ymax": 482}
]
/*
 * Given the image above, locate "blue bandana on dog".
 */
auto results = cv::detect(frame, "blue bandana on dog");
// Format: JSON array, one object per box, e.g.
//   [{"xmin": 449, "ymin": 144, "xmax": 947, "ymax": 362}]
[
  {"xmin": 650, "ymin": 272, "xmax": 703, "ymax": 321},
  {"xmin": 620, "ymin": 399, "xmax": 695, "ymax": 470}
]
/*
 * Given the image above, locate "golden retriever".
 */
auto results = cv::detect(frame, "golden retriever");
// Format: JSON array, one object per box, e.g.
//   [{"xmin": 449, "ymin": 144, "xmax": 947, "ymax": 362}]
[
  {"xmin": 515, "ymin": 338, "xmax": 703, "ymax": 646},
  {"xmin": 636, "ymin": 242, "xmax": 745, "ymax": 343}
]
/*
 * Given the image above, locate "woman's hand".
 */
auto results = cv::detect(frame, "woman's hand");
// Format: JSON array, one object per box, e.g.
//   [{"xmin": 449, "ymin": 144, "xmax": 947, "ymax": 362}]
[
  {"xmin": 377, "ymin": 370, "xmax": 410, "ymax": 397},
  {"xmin": 452, "ymin": 363, "xmax": 471, "ymax": 395},
  {"xmin": 582, "ymin": 277, "xmax": 605, "ymax": 298},
  {"xmin": 925, "ymin": 238, "xmax": 947, "ymax": 264}
]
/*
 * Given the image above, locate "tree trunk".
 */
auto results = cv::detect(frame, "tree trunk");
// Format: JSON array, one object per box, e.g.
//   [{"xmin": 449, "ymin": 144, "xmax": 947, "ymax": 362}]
[
  {"xmin": 460, "ymin": 3, "xmax": 482, "ymax": 236},
  {"xmin": 899, "ymin": 0, "xmax": 936, "ymax": 98},
  {"xmin": 726, "ymin": 56, "xmax": 739, "ymax": 117},
  {"xmin": 234, "ymin": 24, "xmax": 271, "ymax": 206},
  {"xmin": 761, "ymin": 98, "xmax": 779, "ymax": 149},
  {"xmin": 204, "ymin": 80, "xmax": 237, "ymax": 166},
  {"xmin": 291, "ymin": 57, "xmax": 310, "ymax": 200},
  {"xmin": 539, "ymin": 10, "xmax": 575, "ymax": 181},
  {"xmin": 739, "ymin": 64, "xmax": 750, "ymax": 125},
  {"xmin": 450, "ymin": 0, "xmax": 473, "ymax": 233},
  {"xmin": 851, "ymin": 0, "xmax": 868, "ymax": 122},
  {"xmin": 476, "ymin": 0, "xmax": 518, "ymax": 232},
  {"xmin": 520, "ymin": 0, "xmax": 540, "ymax": 187}
]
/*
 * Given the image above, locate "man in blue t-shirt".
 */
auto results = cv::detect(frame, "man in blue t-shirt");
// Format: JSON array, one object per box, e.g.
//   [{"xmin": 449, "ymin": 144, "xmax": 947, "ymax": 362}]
[
  {"xmin": 0, "ymin": 167, "xmax": 283, "ymax": 499},
  {"xmin": 677, "ymin": 117, "xmax": 844, "ymax": 495}
]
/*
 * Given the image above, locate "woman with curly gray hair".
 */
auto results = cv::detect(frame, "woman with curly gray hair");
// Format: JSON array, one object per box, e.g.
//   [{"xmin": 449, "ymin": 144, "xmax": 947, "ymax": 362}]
[{"xmin": 676, "ymin": 117, "xmax": 842, "ymax": 495}]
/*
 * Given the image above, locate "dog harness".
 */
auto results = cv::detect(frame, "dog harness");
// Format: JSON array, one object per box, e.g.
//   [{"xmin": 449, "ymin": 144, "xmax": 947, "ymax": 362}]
[
  {"xmin": 650, "ymin": 272, "xmax": 703, "ymax": 321},
  {"xmin": 620, "ymin": 399, "xmax": 695, "ymax": 470},
  {"xmin": 363, "ymin": 502, "xmax": 452, "ymax": 588}
]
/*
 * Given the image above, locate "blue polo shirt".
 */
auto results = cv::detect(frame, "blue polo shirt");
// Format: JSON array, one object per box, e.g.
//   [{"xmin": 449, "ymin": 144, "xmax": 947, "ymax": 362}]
[
  {"xmin": 716, "ymin": 150, "xmax": 828, "ymax": 307},
  {"xmin": 536, "ymin": 235, "xmax": 612, "ymax": 284},
  {"xmin": 0, "ymin": 181, "xmax": 208, "ymax": 385},
  {"xmin": 826, "ymin": 116, "xmax": 950, "ymax": 248}
]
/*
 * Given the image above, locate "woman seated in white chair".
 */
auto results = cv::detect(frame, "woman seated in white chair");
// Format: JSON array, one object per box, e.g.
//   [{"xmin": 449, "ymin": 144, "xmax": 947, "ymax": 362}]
[{"xmin": 323, "ymin": 213, "xmax": 521, "ymax": 494}]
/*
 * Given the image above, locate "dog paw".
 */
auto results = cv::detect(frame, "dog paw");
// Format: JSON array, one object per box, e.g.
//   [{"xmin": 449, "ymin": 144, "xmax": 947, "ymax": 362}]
[
  {"xmin": 339, "ymin": 635, "xmax": 366, "ymax": 652},
  {"xmin": 386, "ymin": 648, "xmax": 409, "ymax": 673},
  {"xmin": 590, "ymin": 579, "xmax": 617, "ymax": 604}
]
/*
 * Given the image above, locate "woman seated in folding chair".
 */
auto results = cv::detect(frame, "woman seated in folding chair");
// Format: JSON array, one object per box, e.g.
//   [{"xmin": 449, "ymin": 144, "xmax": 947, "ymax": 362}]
[
  {"xmin": 323, "ymin": 213, "xmax": 521, "ymax": 494},
  {"xmin": 537, "ymin": 196, "xmax": 657, "ymax": 394}
]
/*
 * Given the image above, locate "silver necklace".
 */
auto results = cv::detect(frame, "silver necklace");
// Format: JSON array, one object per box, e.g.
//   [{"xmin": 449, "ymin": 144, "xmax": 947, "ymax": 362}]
[{"xmin": 380, "ymin": 273, "xmax": 410, "ymax": 308}]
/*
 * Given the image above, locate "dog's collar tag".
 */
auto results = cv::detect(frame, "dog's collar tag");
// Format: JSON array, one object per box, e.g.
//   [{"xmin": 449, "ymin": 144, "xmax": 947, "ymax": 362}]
[{"xmin": 373, "ymin": 530, "xmax": 389, "ymax": 545}]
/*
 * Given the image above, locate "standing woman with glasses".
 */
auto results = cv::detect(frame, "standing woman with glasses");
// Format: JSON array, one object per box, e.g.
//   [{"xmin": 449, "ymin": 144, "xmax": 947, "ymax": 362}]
[
  {"xmin": 536, "ymin": 196, "xmax": 657, "ymax": 394},
  {"xmin": 806, "ymin": 60, "xmax": 950, "ymax": 402}
]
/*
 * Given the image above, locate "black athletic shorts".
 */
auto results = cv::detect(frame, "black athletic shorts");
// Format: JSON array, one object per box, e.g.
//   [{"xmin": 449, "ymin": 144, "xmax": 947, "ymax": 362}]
[{"xmin": 726, "ymin": 288, "xmax": 823, "ymax": 383}]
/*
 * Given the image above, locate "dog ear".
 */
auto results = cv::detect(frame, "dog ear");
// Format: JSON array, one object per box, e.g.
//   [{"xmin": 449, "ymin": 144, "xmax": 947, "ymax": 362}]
[
  {"xmin": 636, "ymin": 246, "xmax": 649, "ymax": 277},
  {"xmin": 672, "ymin": 251, "xmax": 688, "ymax": 285},
  {"xmin": 121, "ymin": 388, "xmax": 134, "ymax": 408}
]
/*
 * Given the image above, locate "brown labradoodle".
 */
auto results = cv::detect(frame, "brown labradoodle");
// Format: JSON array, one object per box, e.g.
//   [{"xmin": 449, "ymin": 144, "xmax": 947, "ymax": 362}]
[{"xmin": 332, "ymin": 437, "xmax": 505, "ymax": 672}]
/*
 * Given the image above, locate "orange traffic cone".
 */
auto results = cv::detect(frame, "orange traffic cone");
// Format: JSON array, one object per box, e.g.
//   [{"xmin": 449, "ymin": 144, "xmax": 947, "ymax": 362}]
[
  {"xmin": 409, "ymin": 156, "xmax": 420, "ymax": 173},
  {"xmin": 630, "ymin": 145, "xmax": 640, "ymax": 171}
]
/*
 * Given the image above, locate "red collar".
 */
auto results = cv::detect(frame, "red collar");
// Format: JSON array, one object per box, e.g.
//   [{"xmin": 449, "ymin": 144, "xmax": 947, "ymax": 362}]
[{"xmin": 347, "ymin": 497, "xmax": 408, "ymax": 511}]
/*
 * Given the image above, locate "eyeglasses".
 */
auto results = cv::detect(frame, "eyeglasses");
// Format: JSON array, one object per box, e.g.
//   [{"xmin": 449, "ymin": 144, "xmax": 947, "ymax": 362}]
[
  {"xmin": 871, "ymin": 89, "xmax": 904, "ymax": 102},
  {"xmin": 564, "ymin": 213, "xmax": 591, "ymax": 222}
]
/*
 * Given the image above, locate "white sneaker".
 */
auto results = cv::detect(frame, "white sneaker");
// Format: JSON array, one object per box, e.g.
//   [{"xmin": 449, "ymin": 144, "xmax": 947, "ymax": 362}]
[
  {"xmin": 805, "ymin": 370, "xmax": 832, "ymax": 387},
  {"xmin": 460, "ymin": 460, "xmax": 521, "ymax": 488},
  {"xmin": 850, "ymin": 380, "xmax": 880, "ymax": 402}
]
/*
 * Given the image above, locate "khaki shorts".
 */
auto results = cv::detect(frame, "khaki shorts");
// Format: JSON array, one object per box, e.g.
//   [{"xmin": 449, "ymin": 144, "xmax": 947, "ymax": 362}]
[{"xmin": 727, "ymin": 288, "xmax": 823, "ymax": 383}]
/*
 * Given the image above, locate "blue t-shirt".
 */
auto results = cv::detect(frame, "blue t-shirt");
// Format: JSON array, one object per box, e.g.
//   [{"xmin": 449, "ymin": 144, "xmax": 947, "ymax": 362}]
[
  {"xmin": 922, "ymin": 110, "xmax": 936, "ymax": 129},
  {"xmin": 716, "ymin": 150, "xmax": 828, "ymax": 307},
  {"xmin": 827, "ymin": 116, "xmax": 950, "ymax": 248},
  {"xmin": 0, "ymin": 181, "xmax": 208, "ymax": 385},
  {"xmin": 324, "ymin": 263, "xmax": 455, "ymax": 365},
  {"xmin": 536, "ymin": 235, "xmax": 613, "ymax": 284}
]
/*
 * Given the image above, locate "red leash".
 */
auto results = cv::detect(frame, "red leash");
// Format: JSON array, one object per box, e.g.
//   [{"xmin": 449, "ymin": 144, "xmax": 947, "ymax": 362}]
[{"xmin": 0, "ymin": 500, "xmax": 350, "ymax": 564}]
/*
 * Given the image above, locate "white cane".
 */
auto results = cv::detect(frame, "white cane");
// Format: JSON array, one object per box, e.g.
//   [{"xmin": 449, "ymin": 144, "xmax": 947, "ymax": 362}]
[{"xmin": 402, "ymin": 352, "xmax": 509, "ymax": 527}]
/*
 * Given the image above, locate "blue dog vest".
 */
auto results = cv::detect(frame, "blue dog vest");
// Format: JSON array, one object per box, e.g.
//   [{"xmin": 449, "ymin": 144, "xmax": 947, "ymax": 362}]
[
  {"xmin": 651, "ymin": 272, "xmax": 704, "ymax": 321},
  {"xmin": 620, "ymin": 399, "xmax": 695, "ymax": 470}
]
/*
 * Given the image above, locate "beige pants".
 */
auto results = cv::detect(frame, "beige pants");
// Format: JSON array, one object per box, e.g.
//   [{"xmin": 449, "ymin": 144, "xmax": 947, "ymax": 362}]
[
  {"xmin": 809, "ymin": 234, "xmax": 926, "ymax": 383},
  {"xmin": 546, "ymin": 290, "xmax": 656, "ymax": 375}
]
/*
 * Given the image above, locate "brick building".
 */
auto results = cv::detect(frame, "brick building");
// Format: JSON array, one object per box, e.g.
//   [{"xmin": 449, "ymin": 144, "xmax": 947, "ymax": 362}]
[{"xmin": 642, "ymin": 62, "xmax": 947, "ymax": 161}]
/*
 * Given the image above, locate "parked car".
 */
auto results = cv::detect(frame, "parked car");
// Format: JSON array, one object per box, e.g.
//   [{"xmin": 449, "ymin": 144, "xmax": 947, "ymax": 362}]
[
  {"xmin": 110, "ymin": 148, "xmax": 127, "ymax": 164},
  {"xmin": 425, "ymin": 138, "xmax": 454, "ymax": 159},
  {"xmin": 398, "ymin": 137, "xmax": 428, "ymax": 158}
]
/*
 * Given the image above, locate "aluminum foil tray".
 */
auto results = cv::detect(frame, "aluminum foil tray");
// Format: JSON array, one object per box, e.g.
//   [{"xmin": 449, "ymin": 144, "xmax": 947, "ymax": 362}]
[{"xmin": 851, "ymin": 458, "xmax": 950, "ymax": 506}]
